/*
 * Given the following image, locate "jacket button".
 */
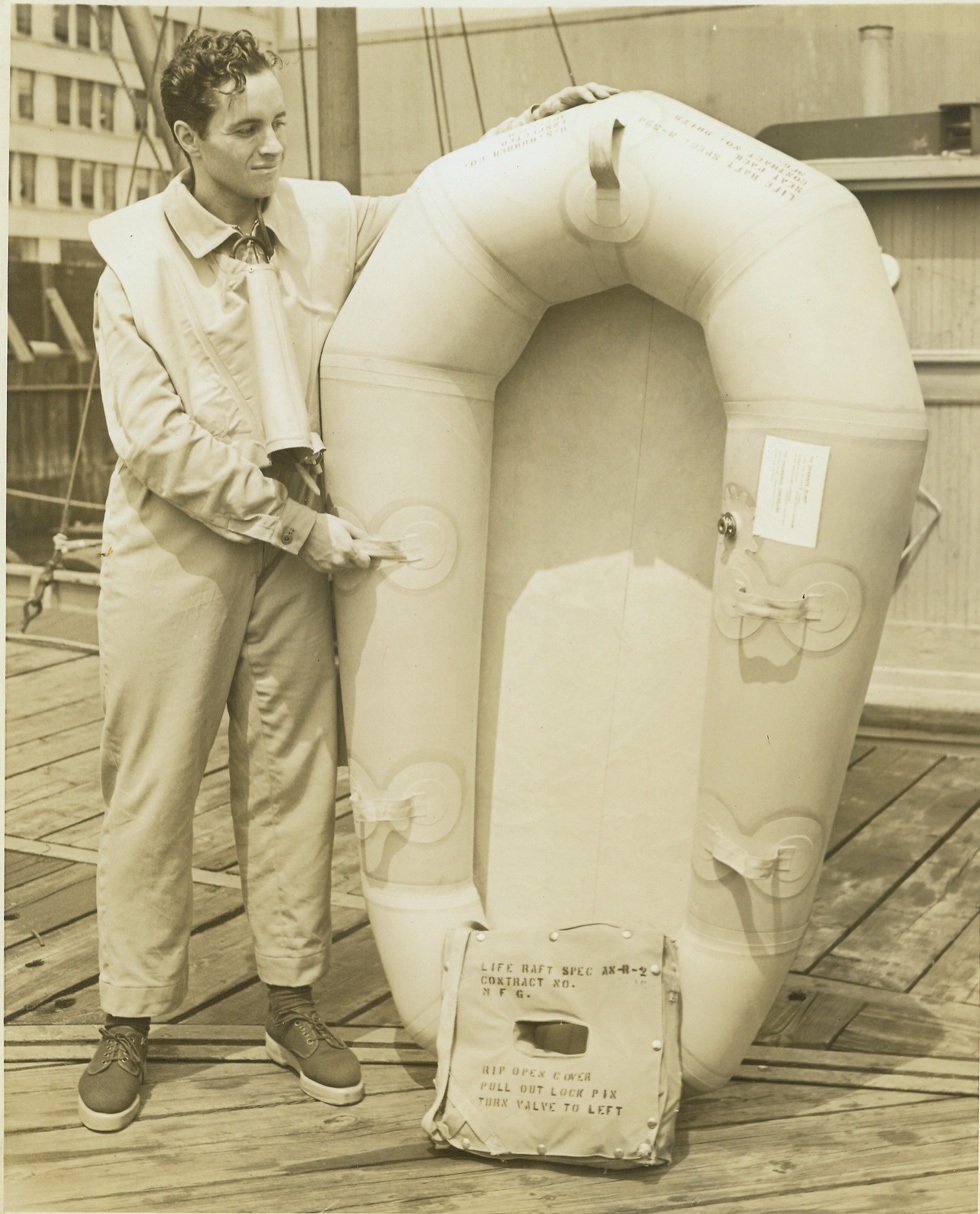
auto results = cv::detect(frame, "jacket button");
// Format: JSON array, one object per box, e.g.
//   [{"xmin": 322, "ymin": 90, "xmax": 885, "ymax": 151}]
[{"xmin": 283, "ymin": 527, "xmax": 294, "ymax": 545}]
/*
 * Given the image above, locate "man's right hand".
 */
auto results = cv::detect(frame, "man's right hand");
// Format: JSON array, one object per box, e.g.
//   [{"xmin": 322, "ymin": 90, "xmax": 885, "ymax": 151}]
[{"xmin": 298, "ymin": 513, "xmax": 374, "ymax": 572}]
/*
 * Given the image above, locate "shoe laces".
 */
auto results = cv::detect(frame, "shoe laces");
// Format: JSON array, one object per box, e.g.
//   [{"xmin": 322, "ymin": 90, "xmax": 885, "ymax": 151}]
[
  {"xmin": 274, "ymin": 1008, "xmax": 345, "ymax": 1051},
  {"xmin": 98, "ymin": 1026, "xmax": 146, "ymax": 1074}
]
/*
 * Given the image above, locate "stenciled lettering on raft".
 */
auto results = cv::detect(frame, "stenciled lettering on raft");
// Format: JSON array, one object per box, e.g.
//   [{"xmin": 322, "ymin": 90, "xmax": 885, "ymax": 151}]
[
  {"xmin": 479, "ymin": 959, "xmax": 656, "ymax": 998},
  {"xmin": 476, "ymin": 1064, "xmax": 624, "ymax": 1117},
  {"xmin": 636, "ymin": 110, "xmax": 807, "ymax": 200},
  {"xmin": 461, "ymin": 114, "xmax": 570, "ymax": 169}
]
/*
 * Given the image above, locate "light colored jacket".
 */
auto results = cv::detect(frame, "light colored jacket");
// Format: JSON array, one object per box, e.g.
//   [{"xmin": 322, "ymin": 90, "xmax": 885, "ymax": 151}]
[{"xmin": 89, "ymin": 173, "xmax": 398, "ymax": 551}]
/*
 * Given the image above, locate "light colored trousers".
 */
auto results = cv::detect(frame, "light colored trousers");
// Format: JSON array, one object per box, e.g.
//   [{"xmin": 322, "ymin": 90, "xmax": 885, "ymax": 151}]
[{"xmin": 96, "ymin": 470, "xmax": 339, "ymax": 1017}]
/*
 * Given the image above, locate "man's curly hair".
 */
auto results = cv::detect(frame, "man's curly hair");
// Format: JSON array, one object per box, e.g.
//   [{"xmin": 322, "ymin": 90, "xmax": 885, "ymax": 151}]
[{"xmin": 160, "ymin": 29, "xmax": 282, "ymax": 140}]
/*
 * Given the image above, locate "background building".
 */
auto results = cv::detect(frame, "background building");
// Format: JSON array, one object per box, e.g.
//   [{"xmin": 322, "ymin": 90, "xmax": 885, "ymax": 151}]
[
  {"xmin": 7, "ymin": 3, "xmax": 276, "ymax": 343},
  {"xmin": 5, "ymin": 4, "xmax": 980, "ymax": 712}
]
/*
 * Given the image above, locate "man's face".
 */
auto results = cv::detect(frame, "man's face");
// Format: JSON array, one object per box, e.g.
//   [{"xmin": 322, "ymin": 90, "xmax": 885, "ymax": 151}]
[{"xmin": 186, "ymin": 69, "xmax": 288, "ymax": 215}]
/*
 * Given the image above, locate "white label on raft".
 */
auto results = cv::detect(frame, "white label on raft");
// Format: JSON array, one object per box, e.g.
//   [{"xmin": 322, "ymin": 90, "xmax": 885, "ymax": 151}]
[{"xmin": 753, "ymin": 436, "xmax": 830, "ymax": 548}]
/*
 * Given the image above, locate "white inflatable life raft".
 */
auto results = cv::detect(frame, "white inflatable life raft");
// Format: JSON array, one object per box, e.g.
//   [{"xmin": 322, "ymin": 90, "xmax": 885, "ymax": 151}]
[{"xmin": 319, "ymin": 91, "xmax": 927, "ymax": 1091}]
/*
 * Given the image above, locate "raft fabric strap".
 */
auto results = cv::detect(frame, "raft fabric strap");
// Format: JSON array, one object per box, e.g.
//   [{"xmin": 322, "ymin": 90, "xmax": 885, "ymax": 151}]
[
  {"xmin": 734, "ymin": 589, "xmax": 818, "ymax": 624},
  {"xmin": 351, "ymin": 794, "xmax": 420, "ymax": 825},
  {"xmin": 707, "ymin": 825, "xmax": 795, "ymax": 881}
]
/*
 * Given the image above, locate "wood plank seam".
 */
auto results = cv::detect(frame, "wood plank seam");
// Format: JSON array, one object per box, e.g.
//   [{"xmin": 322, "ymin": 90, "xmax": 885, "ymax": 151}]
[
  {"xmin": 2, "ymin": 741, "xmax": 103, "ymax": 780},
  {"xmin": 4, "ymin": 835, "xmax": 368, "ymax": 907},
  {"xmin": 825, "ymin": 750, "xmax": 948, "ymax": 860},
  {"xmin": 5, "ymin": 632, "xmax": 100, "ymax": 656},
  {"xmin": 805, "ymin": 797, "xmax": 980, "ymax": 974},
  {"xmin": 4, "ymin": 649, "xmax": 93, "ymax": 678}
]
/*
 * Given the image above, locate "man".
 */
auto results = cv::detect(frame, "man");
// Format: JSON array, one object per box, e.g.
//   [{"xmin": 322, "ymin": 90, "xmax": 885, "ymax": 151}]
[{"xmin": 78, "ymin": 27, "xmax": 616, "ymax": 1132}]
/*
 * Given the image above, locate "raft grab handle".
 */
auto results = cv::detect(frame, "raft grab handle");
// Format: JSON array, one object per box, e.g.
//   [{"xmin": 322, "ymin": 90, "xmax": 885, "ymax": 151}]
[
  {"xmin": 895, "ymin": 486, "xmax": 942, "ymax": 590},
  {"xmin": 589, "ymin": 117, "xmax": 625, "ymax": 191}
]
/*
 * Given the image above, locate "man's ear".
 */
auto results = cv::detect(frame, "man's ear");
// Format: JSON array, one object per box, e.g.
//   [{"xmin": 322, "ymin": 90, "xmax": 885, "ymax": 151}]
[{"xmin": 173, "ymin": 119, "xmax": 201, "ymax": 160}]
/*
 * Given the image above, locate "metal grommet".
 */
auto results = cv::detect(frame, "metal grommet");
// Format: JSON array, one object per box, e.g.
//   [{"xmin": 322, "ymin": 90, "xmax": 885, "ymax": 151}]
[
  {"xmin": 651, "ymin": 1039, "xmax": 663, "ymax": 1051},
  {"xmin": 718, "ymin": 511, "xmax": 737, "ymax": 540},
  {"xmin": 549, "ymin": 931, "xmax": 559, "ymax": 941}
]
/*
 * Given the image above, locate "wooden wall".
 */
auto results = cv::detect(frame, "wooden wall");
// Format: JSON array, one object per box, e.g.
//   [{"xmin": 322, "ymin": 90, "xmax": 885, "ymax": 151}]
[
  {"xmin": 857, "ymin": 187, "xmax": 980, "ymax": 691},
  {"xmin": 277, "ymin": 4, "xmax": 980, "ymax": 195}
]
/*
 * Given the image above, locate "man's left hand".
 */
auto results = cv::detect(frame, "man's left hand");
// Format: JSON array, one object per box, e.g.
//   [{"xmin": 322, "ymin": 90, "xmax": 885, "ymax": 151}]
[{"xmin": 532, "ymin": 83, "xmax": 621, "ymax": 121}]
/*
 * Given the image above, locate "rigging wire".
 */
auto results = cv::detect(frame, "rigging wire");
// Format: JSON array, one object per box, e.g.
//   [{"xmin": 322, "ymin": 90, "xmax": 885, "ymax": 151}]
[
  {"xmin": 296, "ymin": 8, "xmax": 314, "ymax": 178},
  {"xmin": 547, "ymin": 8, "xmax": 577, "ymax": 86},
  {"xmin": 20, "ymin": 355, "xmax": 102, "ymax": 632},
  {"xmin": 429, "ymin": 8, "xmax": 454, "ymax": 151},
  {"xmin": 20, "ymin": 6, "xmax": 174, "ymax": 631},
  {"xmin": 101, "ymin": 62, "xmax": 165, "ymax": 175},
  {"xmin": 420, "ymin": 8, "xmax": 446, "ymax": 156},
  {"xmin": 120, "ymin": 7, "xmax": 172, "ymax": 199},
  {"xmin": 458, "ymin": 9, "xmax": 486, "ymax": 135}
]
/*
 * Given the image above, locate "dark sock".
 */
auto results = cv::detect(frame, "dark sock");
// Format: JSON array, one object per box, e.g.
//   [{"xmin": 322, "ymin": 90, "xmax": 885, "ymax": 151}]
[
  {"xmin": 105, "ymin": 1014, "xmax": 150, "ymax": 1036},
  {"xmin": 267, "ymin": 983, "xmax": 315, "ymax": 1020}
]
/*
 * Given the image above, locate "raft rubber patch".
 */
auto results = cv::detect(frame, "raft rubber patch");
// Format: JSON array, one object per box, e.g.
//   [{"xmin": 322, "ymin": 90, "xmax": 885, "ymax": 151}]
[{"xmin": 753, "ymin": 436, "xmax": 830, "ymax": 548}]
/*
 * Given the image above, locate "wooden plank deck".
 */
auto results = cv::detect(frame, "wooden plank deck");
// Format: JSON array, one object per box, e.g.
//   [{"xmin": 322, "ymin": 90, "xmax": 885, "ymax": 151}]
[{"xmin": 5, "ymin": 630, "xmax": 979, "ymax": 1213}]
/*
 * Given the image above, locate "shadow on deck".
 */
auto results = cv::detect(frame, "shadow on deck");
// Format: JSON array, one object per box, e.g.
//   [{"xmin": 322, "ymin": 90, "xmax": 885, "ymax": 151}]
[{"xmin": 4, "ymin": 628, "xmax": 978, "ymax": 1213}]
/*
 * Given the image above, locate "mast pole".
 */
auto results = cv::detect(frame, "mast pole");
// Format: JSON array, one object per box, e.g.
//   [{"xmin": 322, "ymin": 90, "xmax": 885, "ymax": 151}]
[{"xmin": 316, "ymin": 8, "xmax": 361, "ymax": 191}]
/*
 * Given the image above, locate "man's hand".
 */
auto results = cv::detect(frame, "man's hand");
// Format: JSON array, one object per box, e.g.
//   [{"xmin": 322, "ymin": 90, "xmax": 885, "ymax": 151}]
[
  {"xmin": 298, "ymin": 513, "xmax": 374, "ymax": 573},
  {"xmin": 532, "ymin": 83, "xmax": 620, "ymax": 121}
]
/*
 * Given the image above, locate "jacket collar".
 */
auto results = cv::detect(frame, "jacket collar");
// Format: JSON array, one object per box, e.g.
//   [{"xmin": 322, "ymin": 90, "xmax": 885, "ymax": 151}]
[{"xmin": 162, "ymin": 170, "xmax": 291, "ymax": 258}]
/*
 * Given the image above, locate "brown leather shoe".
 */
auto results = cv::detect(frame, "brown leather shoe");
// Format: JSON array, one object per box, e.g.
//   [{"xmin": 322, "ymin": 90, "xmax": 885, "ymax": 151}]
[
  {"xmin": 265, "ymin": 1009, "xmax": 364, "ymax": 1105},
  {"xmin": 78, "ymin": 1025, "xmax": 148, "ymax": 1132}
]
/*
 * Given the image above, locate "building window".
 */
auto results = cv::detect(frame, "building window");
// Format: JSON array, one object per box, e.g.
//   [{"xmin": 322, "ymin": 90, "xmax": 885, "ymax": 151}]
[
  {"xmin": 98, "ymin": 83, "xmax": 115, "ymax": 131},
  {"xmin": 79, "ymin": 162, "xmax": 96, "ymax": 209},
  {"xmin": 77, "ymin": 5, "xmax": 91, "ymax": 48},
  {"xmin": 13, "ymin": 69, "xmax": 34, "ymax": 121},
  {"xmin": 54, "ymin": 5, "xmax": 70, "ymax": 43},
  {"xmin": 132, "ymin": 91, "xmax": 157, "ymax": 138},
  {"xmin": 9, "ymin": 237, "xmax": 40, "ymax": 261},
  {"xmin": 19, "ymin": 153, "xmax": 37, "ymax": 204},
  {"xmin": 132, "ymin": 167, "xmax": 152, "ymax": 202},
  {"xmin": 57, "ymin": 158, "xmax": 74, "ymax": 207},
  {"xmin": 15, "ymin": 5, "xmax": 31, "ymax": 35},
  {"xmin": 62, "ymin": 240, "xmax": 103, "ymax": 265},
  {"xmin": 101, "ymin": 164, "xmax": 116, "ymax": 211},
  {"xmin": 78, "ymin": 80, "xmax": 94, "ymax": 128},
  {"xmin": 133, "ymin": 89, "xmax": 148, "ymax": 133},
  {"xmin": 56, "ymin": 76, "xmax": 72, "ymax": 125},
  {"xmin": 97, "ymin": 6, "xmax": 113, "ymax": 52}
]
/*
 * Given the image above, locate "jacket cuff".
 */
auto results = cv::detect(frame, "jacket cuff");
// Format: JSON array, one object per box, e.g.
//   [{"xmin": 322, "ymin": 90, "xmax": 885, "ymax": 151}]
[{"xmin": 276, "ymin": 498, "xmax": 319, "ymax": 554}]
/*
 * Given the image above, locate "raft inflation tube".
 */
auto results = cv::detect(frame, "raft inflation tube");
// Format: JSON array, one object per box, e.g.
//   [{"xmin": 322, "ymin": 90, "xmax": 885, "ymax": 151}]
[{"xmin": 320, "ymin": 92, "xmax": 927, "ymax": 1091}]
